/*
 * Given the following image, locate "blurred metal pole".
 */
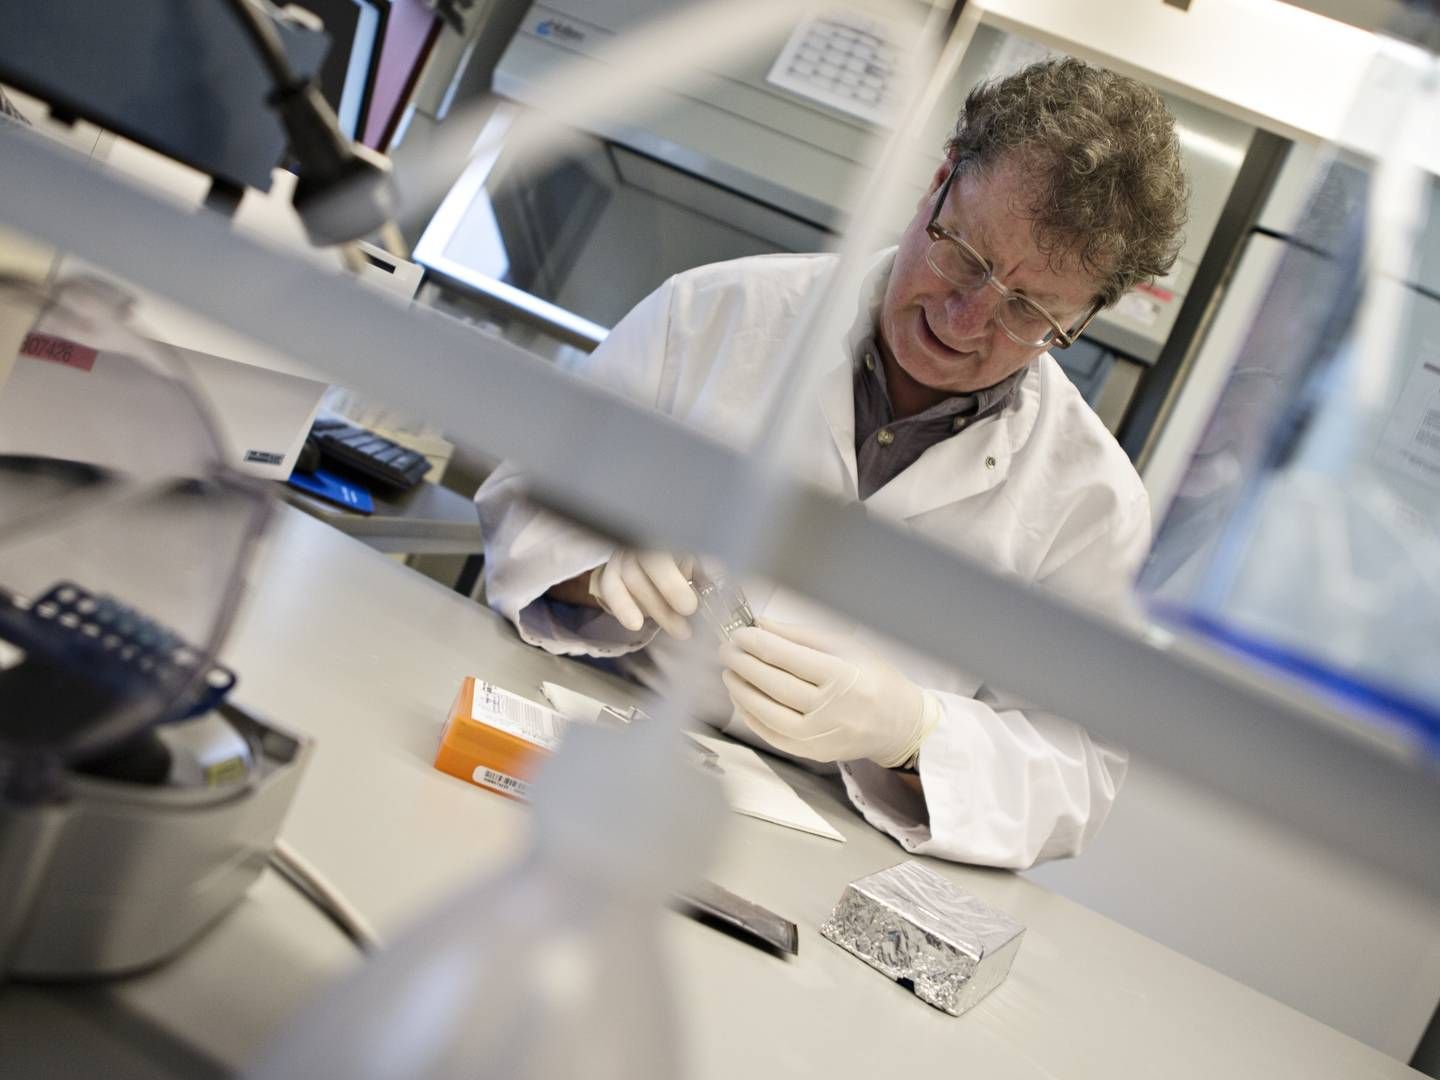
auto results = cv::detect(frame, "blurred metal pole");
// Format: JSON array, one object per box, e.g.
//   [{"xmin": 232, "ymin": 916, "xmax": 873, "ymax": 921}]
[{"xmin": 2, "ymin": 126, "xmax": 1439, "ymax": 900}]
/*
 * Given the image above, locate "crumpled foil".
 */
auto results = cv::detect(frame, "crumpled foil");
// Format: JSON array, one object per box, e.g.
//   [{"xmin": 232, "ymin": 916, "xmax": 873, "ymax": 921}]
[{"xmin": 820, "ymin": 861, "xmax": 1024, "ymax": 1016}]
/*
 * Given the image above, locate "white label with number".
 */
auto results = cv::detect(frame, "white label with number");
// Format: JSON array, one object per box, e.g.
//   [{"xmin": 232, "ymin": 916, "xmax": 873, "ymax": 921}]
[
  {"xmin": 470, "ymin": 681, "xmax": 568, "ymax": 751},
  {"xmin": 473, "ymin": 766, "xmax": 531, "ymax": 800}
]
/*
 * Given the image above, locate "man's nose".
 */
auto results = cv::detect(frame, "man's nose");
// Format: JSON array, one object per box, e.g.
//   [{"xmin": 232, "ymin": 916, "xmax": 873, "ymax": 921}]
[{"xmin": 939, "ymin": 285, "xmax": 999, "ymax": 341}]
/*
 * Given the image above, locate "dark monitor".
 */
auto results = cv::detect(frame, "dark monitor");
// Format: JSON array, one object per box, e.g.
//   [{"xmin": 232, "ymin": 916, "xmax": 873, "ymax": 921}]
[
  {"xmin": 0, "ymin": 1, "xmax": 331, "ymax": 192},
  {"xmin": 0, "ymin": 1, "xmax": 389, "ymax": 190}
]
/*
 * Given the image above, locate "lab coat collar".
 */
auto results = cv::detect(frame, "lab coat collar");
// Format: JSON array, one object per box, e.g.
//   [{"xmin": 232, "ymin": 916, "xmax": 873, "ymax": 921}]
[
  {"xmin": 819, "ymin": 360, "xmax": 859, "ymax": 496},
  {"xmin": 818, "ymin": 248, "xmax": 898, "ymax": 498},
  {"xmin": 865, "ymin": 362, "xmax": 1041, "ymax": 520}
]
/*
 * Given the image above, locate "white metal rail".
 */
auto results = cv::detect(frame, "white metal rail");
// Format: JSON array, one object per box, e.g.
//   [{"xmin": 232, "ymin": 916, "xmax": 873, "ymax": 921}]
[{"xmin": 2, "ymin": 125, "xmax": 1439, "ymax": 899}]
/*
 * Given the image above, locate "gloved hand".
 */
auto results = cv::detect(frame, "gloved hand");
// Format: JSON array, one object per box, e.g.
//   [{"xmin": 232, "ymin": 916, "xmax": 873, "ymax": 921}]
[
  {"xmin": 588, "ymin": 549, "xmax": 698, "ymax": 639},
  {"xmin": 719, "ymin": 619, "xmax": 939, "ymax": 768}
]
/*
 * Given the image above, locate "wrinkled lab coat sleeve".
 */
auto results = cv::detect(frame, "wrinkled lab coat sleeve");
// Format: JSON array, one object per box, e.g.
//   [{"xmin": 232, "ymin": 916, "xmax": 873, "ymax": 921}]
[
  {"xmin": 474, "ymin": 278, "xmax": 677, "ymax": 657},
  {"xmin": 836, "ymin": 486, "xmax": 1150, "ymax": 869}
]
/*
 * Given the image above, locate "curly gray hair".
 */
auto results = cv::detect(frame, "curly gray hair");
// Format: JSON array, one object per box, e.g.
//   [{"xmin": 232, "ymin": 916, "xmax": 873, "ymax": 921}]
[{"xmin": 945, "ymin": 57, "xmax": 1189, "ymax": 307}]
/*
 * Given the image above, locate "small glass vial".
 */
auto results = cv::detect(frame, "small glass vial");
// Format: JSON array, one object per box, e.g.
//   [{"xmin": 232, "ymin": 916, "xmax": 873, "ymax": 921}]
[{"xmin": 691, "ymin": 572, "xmax": 755, "ymax": 641}]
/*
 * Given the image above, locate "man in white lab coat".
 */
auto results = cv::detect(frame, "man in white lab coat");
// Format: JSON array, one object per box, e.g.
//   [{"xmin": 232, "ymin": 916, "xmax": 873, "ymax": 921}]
[{"xmin": 477, "ymin": 58, "xmax": 1190, "ymax": 869}]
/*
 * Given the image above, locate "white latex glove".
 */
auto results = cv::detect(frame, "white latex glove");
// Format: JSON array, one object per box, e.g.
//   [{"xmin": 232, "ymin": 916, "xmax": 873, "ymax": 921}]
[
  {"xmin": 719, "ymin": 619, "xmax": 939, "ymax": 768},
  {"xmin": 588, "ymin": 550, "xmax": 698, "ymax": 639}
]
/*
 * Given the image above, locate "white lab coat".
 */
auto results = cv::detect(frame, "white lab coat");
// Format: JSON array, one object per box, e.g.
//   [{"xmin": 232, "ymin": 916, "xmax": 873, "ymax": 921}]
[{"xmin": 477, "ymin": 250, "xmax": 1150, "ymax": 869}]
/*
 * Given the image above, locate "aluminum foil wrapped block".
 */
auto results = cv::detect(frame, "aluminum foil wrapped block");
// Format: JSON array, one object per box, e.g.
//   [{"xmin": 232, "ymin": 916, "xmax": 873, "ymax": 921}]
[{"xmin": 820, "ymin": 861, "xmax": 1024, "ymax": 1016}]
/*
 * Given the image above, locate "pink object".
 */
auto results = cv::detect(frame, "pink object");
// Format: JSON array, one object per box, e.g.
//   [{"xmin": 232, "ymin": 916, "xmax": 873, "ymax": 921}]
[
  {"xmin": 21, "ymin": 332, "xmax": 98, "ymax": 373},
  {"xmin": 363, "ymin": 0, "xmax": 441, "ymax": 149}
]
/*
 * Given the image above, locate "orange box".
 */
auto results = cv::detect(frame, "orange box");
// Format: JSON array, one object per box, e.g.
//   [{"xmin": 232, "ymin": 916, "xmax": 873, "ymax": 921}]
[{"xmin": 434, "ymin": 677, "xmax": 568, "ymax": 801}]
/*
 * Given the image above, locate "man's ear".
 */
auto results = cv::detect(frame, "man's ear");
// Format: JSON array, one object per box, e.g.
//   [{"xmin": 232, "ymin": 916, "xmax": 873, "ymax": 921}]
[{"xmin": 918, "ymin": 156, "xmax": 956, "ymax": 213}]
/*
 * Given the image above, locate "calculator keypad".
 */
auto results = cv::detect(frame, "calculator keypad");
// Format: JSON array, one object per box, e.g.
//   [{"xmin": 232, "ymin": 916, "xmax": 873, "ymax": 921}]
[{"xmin": 767, "ymin": 10, "xmax": 903, "ymax": 127}]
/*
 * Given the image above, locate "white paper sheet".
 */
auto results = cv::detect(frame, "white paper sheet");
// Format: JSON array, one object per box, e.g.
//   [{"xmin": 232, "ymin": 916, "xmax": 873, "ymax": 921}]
[
  {"xmin": 540, "ymin": 681, "xmax": 608, "ymax": 726},
  {"xmin": 689, "ymin": 732, "xmax": 845, "ymax": 843},
  {"xmin": 540, "ymin": 683, "xmax": 844, "ymax": 843}
]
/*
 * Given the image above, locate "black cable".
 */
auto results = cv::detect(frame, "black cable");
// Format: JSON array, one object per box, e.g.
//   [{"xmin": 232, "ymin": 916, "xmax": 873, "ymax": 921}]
[
  {"xmin": 219, "ymin": 0, "xmax": 397, "ymax": 245},
  {"xmin": 223, "ymin": 0, "xmax": 304, "ymax": 92},
  {"xmin": 222, "ymin": 0, "xmax": 349, "ymax": 175}
]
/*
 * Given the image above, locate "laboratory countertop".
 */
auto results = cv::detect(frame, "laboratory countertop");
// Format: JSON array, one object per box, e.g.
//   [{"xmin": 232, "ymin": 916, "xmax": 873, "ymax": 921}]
[{"xmin": 0, "ymin": 505, "xmax": 1423, "ymax": 1079}]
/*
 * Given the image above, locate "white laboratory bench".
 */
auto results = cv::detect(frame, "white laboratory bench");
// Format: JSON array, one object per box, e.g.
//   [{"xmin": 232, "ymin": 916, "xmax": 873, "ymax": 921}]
[{"xmin": 0, "ymin": 505, "xmax": 1424, "ymax": 1079}]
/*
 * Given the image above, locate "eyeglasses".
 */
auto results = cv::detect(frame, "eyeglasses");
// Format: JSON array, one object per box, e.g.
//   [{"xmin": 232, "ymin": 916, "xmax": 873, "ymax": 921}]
[{"xmin": 924, "ymin": 162, "xmax": 1099, "ymax": 350}]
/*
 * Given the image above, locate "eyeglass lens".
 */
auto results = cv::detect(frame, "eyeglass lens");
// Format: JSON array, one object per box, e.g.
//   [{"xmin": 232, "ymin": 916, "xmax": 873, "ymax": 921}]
[{"xmin": 925, "ymin": 239, "xmax": 1059, "ymax": 347}]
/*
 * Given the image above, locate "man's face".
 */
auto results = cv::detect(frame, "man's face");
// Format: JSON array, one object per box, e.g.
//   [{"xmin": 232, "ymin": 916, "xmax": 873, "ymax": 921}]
[{"xmin": 877, "ymin": 155, "xmax": 1101, "ymax": 398}]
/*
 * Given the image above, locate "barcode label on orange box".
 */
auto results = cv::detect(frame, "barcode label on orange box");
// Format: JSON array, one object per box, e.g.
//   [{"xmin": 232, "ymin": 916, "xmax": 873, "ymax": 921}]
[
  {"xmin": 435, "ymin": 677, "xmax": 564, "ymax": 802},
  {"xmin": 474, "ymin": 767, "xmax": 530, "ymax": 800}
]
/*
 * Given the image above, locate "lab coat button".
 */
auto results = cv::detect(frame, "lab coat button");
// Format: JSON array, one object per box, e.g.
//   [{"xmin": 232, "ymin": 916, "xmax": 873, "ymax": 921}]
[
  {"xmin": 864, "ymin": 350, "xmax": 875, "ymax": 371},
  {"xmin": 985, "ymin": 455, "xmax": 997, "ymax": 469},
  {"xmin": 877, "ymin": 429, "xmax": 895, "ymax": 447}
]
